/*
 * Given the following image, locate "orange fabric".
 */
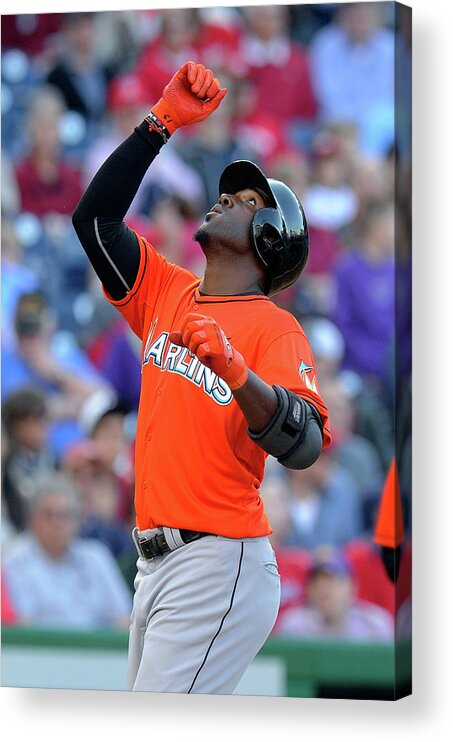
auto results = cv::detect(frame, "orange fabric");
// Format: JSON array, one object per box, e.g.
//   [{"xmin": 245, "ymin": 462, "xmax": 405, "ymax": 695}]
[
  {"xmin": 151, "ymin": 61, "xmax": 227, "ymax": 135},
  {"xmin": 169, "ymin": 313, "xmax": 248, "ymax": 390},
  {"xmin": 373, "ymin": 457, "xmax": 404, "ymax": 548},
  {"xmin": 104, "ymin": 234, "xmax": 331, "ymax": 538}
]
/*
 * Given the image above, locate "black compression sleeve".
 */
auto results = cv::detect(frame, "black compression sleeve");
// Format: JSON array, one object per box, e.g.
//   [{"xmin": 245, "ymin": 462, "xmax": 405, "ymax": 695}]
[
  {"xmin": 72, "ymin": 122, "xmax": 165, "ymax": 300},
  {"xmin": 381, "ymin": 545, "xmax": 402, "ymax": 583}
]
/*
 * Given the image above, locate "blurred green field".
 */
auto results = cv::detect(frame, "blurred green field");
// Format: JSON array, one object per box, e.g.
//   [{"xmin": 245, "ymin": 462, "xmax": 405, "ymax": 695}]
[{"xmin": 1, "ymin": 626, "xmax": 411, "ymax": 699}]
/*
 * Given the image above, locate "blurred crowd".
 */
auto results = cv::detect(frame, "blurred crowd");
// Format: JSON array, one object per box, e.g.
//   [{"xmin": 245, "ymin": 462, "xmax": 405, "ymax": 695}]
[{"xmin": 1, "ymin": 5, "xmax": 411, "ymax": 641}]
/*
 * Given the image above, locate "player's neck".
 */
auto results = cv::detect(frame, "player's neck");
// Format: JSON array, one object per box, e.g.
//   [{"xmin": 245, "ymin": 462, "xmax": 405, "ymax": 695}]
[{"xmin": 201, "ymin": 261, "xmax": 264, "ymax": 297}]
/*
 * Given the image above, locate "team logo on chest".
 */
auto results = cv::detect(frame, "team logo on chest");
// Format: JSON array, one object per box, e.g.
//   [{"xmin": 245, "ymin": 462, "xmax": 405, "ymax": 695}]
[{"xmin": 143, "ymin": 320, "xmax": 233, "ymax": 406}]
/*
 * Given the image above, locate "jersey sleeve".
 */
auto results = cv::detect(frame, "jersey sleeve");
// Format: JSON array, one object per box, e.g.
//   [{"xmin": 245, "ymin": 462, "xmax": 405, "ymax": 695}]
[
  {"xmin": 373, "ymin": 457, "xmax": 404, "ymax": 548},
  {"xmin": 255, "ymin": 330, "xmax": 332, "ymax": 448},
  {"xmin": 102, "ymin": 232, "xmax": 178, "ymax": 340}
]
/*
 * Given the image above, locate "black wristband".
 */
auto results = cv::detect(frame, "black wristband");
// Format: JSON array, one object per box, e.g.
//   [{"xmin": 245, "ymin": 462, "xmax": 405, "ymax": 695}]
[
  {"xmin": 141, "ymin": 111, "xmax": 171, "ymax": 145},
  {"xmin": 134, "ymin": 120, "xmax": 168, "ymax": 152}
]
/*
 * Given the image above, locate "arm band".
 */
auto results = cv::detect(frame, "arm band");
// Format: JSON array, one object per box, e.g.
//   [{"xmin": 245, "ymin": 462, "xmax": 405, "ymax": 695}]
[{"xmin": 248, "ymin": 385, "xmax": 323, "ymax": 470}]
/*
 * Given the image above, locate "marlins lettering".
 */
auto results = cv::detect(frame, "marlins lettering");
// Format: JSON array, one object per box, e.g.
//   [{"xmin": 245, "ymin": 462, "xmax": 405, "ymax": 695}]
[{"xmin": 143, "ymin": 323, "xmax": 233, "ymax": 406}]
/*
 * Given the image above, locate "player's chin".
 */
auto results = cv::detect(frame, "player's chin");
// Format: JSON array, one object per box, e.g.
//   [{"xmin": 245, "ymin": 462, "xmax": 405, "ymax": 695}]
[{"xmin": 193, "ymin": 224, "xmax": 211, "ymax": 247}]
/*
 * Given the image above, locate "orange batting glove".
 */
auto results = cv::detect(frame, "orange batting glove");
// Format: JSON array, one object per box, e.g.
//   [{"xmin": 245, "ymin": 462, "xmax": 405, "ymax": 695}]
[
  {"xmin": 169, "ymin": 313, "xmax": 248, "ymax": 391},
  {"xmin": 150, "ymin": 61, "xmax": 227, "ymax": 136}
]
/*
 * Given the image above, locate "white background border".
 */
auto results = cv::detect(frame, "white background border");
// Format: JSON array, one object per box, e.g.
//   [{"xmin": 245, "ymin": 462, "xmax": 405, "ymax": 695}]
[{"xmin": 1, "ymin": 0, "xmax": 451, "ymax": 738}]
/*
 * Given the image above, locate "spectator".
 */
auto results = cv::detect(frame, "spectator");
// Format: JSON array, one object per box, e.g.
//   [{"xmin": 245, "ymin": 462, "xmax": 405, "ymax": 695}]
[
  {"xmin": 331, "ymin": 201, "xmax": 395, "ymax": 386},
  {"xmin": 136, "ymin": 8, "xmax": 243, "ymax": 104},
  {"xmin": 302, "ymin": 317, "xmax": 393, "ymax": 471},
  {"xmin": 310, "ymin": 3, "xmax": 394, "ymax": 155},
  {"xmin": 241, "ymin": 5, "xmax": 317, "ymax": 142},
  {"xmin": 59, "ymin": 389, "xmax": 135, "ymax": 560},
  {"xmin": 93, "ymin": 11, "xmax": 143, "ymax": 77},
  {"xmin": 78, "ymin": 388, "xmax": 135, "ymax": 525},
  {"xmin": 86, "ymin": 317, "xmax": 143, "ymax": 411},
  {"xmin": 14, "ymin": 86, "xmax": 83, "ymax": 217},
  {"xmin": 230, "ymin": 78, "xmax": 289, "ymax": 167},
  {"xmin": 136, "ymin": 8, "xmax": 201, "ymax": 102},
  {"xmin": 303, "ymin": 132, "xmax": 359, "ymax": 232},
  {"xmin": 46, "ymin": 12, "xmax": 113, "ymax": 125},
  {"xmin": 277, "ymin": 550, "xmax": 393, "ymax": 641},
  {"xmin": 320, "ymin": 376, "xmax": 384, "ymax": 505},
  {"xmin": 1, "ymin": 216, "xmax": 40, "ymax": 351},
  {"xmin": 2, "ymin": 471, "xmax": 132, "ymax": 629},
  {"xmin": 1, "ymin": 291, "xmax": 110, "ymax": 460},
  {"xmin": 351, "ymin": 154, "xmax": 394, "ymax": 224},
  {"xmin": 2, "ymin": 387, "xmax": 55, "ymax": 533},
  {"xmin": 322, "ymin": 121, "xmax": 360, "ymax": 178},
  {"xmin": 62, "ymin": 439, "xmax": 133, "ymax": 560},
  {"xmin": 302, "ymin": 317, "xmax": 346, "ymax": 385},
  {"xmin": 283, "ymin": 449, "xmax": 363, "ymax": 550}
]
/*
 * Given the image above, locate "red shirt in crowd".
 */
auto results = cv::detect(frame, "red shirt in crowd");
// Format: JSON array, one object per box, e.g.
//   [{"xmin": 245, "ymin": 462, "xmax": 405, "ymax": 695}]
[
  {"xmin": 1, "ymin": 13, "xmax": 61, "ymax": 56},
  {"xmin": 246, "ymin": 44, "xmax": 317, "ymax": 125},
  {"xmin": 136, "ymin": 23, "xmax": 244, "ymax": 104},
  {"xmin": 15, "ymin": 157, "xmax": 83, "ymax": 217}
]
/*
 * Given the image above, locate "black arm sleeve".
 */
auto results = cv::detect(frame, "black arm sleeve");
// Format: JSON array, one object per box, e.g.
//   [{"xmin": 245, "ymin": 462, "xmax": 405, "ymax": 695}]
[
  {"xmin": 72, "ymin": 122, "xmax": 165, "ymax": 300},
  {"xmin": 381, "ymin": 545, "xmax": 402, "ymax": 583}
]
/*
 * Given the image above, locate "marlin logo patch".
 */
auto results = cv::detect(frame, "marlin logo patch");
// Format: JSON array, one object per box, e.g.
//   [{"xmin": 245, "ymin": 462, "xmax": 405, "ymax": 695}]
[{"xmin": 298, "ymin": 360, "xmax": 318, "ymax": 393}]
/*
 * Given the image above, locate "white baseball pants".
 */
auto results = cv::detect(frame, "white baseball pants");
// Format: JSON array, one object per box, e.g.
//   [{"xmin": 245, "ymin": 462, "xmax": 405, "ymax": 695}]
[{"xmin": 127, "ymin": 535, "xmax": 280, "ymax": 694}]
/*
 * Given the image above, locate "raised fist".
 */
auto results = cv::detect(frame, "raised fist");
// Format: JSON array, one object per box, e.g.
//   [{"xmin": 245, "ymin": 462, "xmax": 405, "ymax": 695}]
[
  {"xmin": 151, "ymin": 61, "xmax": 227, "ymax": 135},
  {"xmin": 169, "ymin": 313, "xmax": 248, "ymax": 391}
]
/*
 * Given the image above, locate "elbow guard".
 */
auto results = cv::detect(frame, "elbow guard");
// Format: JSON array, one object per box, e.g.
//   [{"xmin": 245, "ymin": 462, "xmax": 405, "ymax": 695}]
[{"xmin": 248, "ymin": 385, "xmax": 323, "ymax": 470}]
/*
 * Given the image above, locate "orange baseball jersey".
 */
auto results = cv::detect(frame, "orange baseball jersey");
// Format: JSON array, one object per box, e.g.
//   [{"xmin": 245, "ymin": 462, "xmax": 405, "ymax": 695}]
[
  {"xmin": 373, "ymin": 456, "xmax": 404, "ymax": 549},
  {"xmin": 104, "ymin": 234, "xmax": 331, "ymax": 538}
]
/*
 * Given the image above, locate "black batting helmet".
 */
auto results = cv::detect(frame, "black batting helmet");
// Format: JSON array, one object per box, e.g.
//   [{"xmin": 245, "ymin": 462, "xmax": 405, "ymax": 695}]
[{"xmin": 219, "ymin": 160, "xmax": 309, "ymax": 296}]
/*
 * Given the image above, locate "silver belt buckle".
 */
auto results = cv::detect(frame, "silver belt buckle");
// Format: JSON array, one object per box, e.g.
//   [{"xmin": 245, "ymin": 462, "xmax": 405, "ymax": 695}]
[{"xmin": 132, "ymin": 527, "xmax": 159, "ymax": 560}]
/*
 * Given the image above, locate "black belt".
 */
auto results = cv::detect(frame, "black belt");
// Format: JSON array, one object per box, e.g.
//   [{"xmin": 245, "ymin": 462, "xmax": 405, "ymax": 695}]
[{"xmin": 132, "ymin": 526, "xmax": 210, "ymax": 560}]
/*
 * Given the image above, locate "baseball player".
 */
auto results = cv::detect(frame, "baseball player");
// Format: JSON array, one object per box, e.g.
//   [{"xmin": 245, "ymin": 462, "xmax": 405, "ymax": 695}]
[{"xmin": 73, "ymin": 61, "xmax": 331, "ymax": 695}]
